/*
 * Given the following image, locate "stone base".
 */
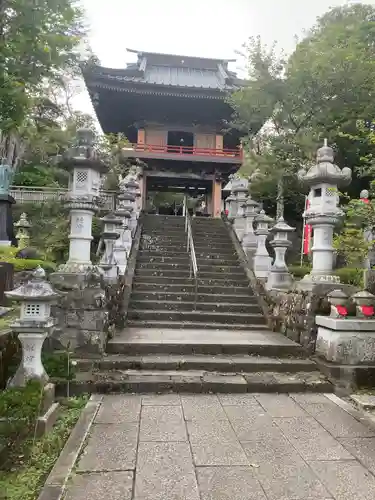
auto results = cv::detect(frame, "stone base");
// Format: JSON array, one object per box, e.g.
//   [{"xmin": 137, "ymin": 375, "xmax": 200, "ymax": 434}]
[
  {"xmin": 50, "ymin": 269, "xmax": 108, "ymax": 355},
  {"xmin": 266, "ymin": 269, "xmax": 293, "ymax": 291},
  {"xmin": 8, "ymin": 365, "xmax": 49, "ymax": 388},
  {"xmin": 254, "ymin": 255, "xmax": 272, "ymax": 279},
  {"xmin": 297, "ymin": 272, "xmax": 340, "ymax": 291},
  {"xmin": 315, "ymin": 357, "xmax": 375, "ymax": 391},
  {"xmin": 316, "ymin": 317, "xmax": 375, "ymax": 365}
]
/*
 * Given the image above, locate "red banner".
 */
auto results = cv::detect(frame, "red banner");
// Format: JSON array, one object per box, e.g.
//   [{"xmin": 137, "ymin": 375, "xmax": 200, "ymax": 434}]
[{"xmin": 303, "ymin": 198, "xmax": 312, "ymax": 255}]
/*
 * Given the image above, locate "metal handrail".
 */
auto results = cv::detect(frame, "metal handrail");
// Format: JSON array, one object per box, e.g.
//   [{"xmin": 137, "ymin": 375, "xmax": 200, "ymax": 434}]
[{"xmin": 185, "ymin": 210, "xmax": 198, "ymax": 309}]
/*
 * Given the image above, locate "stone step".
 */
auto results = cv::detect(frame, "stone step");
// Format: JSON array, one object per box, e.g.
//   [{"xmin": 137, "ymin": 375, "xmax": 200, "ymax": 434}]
[
  {"xmin": 76, "ymin": 354, "xmax": 318, "ymax": 373},
  {"xmin": 107, "ymin": 328, "xmax": 302, "ymax": 356},
  {"xmin": 129, "ymin": 300, "xmax": 261, "ymax": 314},
  {"xmin": 125, "ymin": 320, "xmax": 270, "ymax": 332},
  {"xmin": 130, "ymin": 291, "xmax": 257, "ymax": 303},
  {"xmin": 135, "ymin": 263, "xmax": 243, "ymax": 274},
  {"xmin": 60, "ymin": 370, "xmax": 332, "ymax": 395},
  {"xmin": 132, "ymin": 283, "xmax": 253, "ymax": 295},
  {"xmin": 132, "ymin": 276, "xmax": 249, "ymax": 286},
  {"xmin": 134, "ymin": 269, "xmax": 246, "ymax": 279},
  {"xmin": 127, "ymin": 309, "xmax": 266, "ymax": 325},
  {"xmin": 137, "ymin": 256, "xmax": 240, "ymax": 265},
  {"xmin": 138, "ymin": 250, "xmax": 239, "ymax": 259}
]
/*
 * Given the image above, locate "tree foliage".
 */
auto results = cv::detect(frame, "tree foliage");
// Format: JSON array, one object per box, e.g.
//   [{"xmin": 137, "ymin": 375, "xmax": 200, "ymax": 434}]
[{"xmin": 230, "ymin": 3, "xmax": 375, "ymax": 221}]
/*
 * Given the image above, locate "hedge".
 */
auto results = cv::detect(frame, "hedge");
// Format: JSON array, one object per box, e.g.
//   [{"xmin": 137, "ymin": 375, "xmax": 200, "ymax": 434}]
[{"xmin": 289, "ymin": 265, "xmax": 363, "ymax": 287}]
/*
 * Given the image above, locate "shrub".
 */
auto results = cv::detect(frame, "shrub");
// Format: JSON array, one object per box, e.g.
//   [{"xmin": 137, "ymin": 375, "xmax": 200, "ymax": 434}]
[
  {"xmin": 289, "ymin": 265, "xmax": 311, "ymax": 278},
  {"xmin": 3, "ymin": 258, "xmax": 56, "ymax": 272},
  {"xmin": 334, "ymin": 268, "xmax": 363, "ymax": 287},
  {"xmin": 289, "ymin": 265, "xmax": 363, "ymax": 287}
]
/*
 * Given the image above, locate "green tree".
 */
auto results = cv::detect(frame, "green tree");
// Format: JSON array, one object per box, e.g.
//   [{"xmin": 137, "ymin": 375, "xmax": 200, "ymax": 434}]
[
  {"xmin": 0, "ymin": 0, "xmax": 86, "ymax": 166},
  {"xmin": 230, "ymin": 4, "xmax": 375, "ymax": 218}
]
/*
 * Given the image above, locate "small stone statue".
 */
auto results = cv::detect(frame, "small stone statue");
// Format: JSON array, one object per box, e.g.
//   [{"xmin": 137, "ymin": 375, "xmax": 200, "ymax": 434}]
[{"xmin": 0, "ymin": 160, "xmax": 14, "ymax": 196}]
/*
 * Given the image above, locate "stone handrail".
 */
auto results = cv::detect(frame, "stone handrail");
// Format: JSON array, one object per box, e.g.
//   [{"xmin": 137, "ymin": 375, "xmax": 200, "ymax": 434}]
[{"xmin": 9, "ymin": 185, "xmax": 116, "ymax": 211}]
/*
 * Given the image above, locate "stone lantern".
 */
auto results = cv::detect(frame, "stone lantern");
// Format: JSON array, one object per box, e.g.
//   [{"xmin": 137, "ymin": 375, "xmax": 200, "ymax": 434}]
[
  {"xmin": 5, "ymin": 266, "xmax": 59, "ymax": 387},
  {"xmin": 298, "ymin": 140, "xmax": 352, "ymax": 288},
  {"xmin": 99, "ymin": 212, "xmax": 121, "ymax": 282},
  {"xmin": 15, "ymin": 212, "xmax": 31, "ymax": 249},
  {"xmin": 266, "ymin": 217, "xmax": 295, "ymax": 290},
  {"xmin": 59, "ymin": 129, "xmax": 108, "ymax": 273},
  {"xmin": 242, "ymin": 196, "xmax": 260, "ymax": 264},
  {"xmin": 126, "ymin": 179, "xmax": 140, "ymax": 236},
  {"xmin": 114, "ymin": 179, "xmax": 134, "ymax": 274},
  {"xmin": 254, "ymin": 210, "xmax": 274, "ymax": 279},
  {"xmin": 232, "ymin": 177, "xmax": 249, "ymax": 241}
]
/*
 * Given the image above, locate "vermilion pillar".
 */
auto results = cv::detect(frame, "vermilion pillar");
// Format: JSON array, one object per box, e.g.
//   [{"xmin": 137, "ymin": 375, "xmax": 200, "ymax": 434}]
[
  {"xmin": 212, "ymin": 177, "xmax": 222, "ymax": 218},
  {"xmin": 215, "ymin": 134, "xmax": 223, "ymax": 151},
  {"xmin": 137, "ymin": 129, "xmax": 145, "ymax": 146}
]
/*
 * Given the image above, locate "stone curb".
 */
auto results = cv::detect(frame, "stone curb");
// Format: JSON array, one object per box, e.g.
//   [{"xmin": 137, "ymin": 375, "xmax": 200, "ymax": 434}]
[
  {"xmin": 325, "ymin": 393, "xmax": 375, "ymax": 431},
  {"xmin": 37, "ymin": 394, "xmax": 103, "ymax": 500}
]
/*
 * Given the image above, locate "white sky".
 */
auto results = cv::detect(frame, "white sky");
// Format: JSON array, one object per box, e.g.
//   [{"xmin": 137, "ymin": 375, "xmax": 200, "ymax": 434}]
[{"xmin": 76, "ymin": 0, "xmax": 371, "ymax": 117}]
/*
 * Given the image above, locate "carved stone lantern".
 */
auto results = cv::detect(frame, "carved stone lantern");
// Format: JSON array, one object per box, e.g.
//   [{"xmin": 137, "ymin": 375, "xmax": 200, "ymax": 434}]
[
  {"xmin": 15, "ymin": 212, "xmax": 31, "ymax": 249},
  {"xmin": 126, "ymin": 179, "xmax": 140, "ymax": 236},
  {"xmin": 232, "ymin": 177, "xmax": 249, "ymax": 241},
  {"xmin": 59, "ymin": 128, "xmax": 108, "ymax": 273},
  {"xmin": 266, "ymin": 217, "xmax": 295, "ymax": 290},
  {"xmin": 254, "ymin": 210, "xmax": 273, "ymax": 279},
  {"xmin": 99, "ymin": 212, "xmax": 121, "ymax": 282},
  {"xmin": 5, "ymin": 266, "xmax": 59, "ymax": 386},
  {"xmin": 298, "ymin": 140, "xmax": 352, "ymax": 288},
  {"xmin": 242, "ymin": 196, "xmax": 260, "ymax": 264}
]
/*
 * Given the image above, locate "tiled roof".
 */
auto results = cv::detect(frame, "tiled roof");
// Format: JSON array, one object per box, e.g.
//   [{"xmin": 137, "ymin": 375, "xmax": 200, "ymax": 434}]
[{"xmin": 86, "ymin": 49, "xmax": 243, "ymax": 92}]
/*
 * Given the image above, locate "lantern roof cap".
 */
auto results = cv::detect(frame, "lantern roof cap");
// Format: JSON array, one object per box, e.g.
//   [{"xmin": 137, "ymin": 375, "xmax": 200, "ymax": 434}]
[
  {"xmin": 255, "ymin": 209, "xmax": 273, "ymax": 223},
  {"xmin": 271, "ymin": 216, "xmax": 295, "ymax": 233},
  {"xmin": 5, "ymin": 266, "xmax": 59, "ymax": 301}
]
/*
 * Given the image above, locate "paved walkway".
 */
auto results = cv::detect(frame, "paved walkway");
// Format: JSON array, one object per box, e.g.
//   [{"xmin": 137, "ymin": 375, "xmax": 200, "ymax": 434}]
[{"xmin": 65, "ymin": 393, "xmax": 375, "ymax": 500}]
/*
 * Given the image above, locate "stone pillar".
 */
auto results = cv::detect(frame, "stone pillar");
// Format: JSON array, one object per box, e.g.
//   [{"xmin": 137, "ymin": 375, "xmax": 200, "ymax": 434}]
[
  {"xmin": 15, "ymin": 212, "xmax": 31, "ymax": 250},
  {"xmin": 254, "ymin": 210, "xmax": 273, "ymax": 278},
  {"xmin": 0, "ymin": 160, "xmax": 16, "ymax": 246},
  {"xmin": 5, "ymin": 266, "xmax": 59, "ymax": 387},
  {"xmin": 99, "ymin": 212, "xmax": 120, "ymax": 283},
  {"xmin": 242, "ymin": 196, "xmax": 260, "ymax": 264},
  {"xmin": 266, "ymin": 217, "xmax": 295, "ymax": 291},
  {"xmin": 114, "ymin": 181, "xmax": 134, "ymax": 274},
  {"xmin": 232, "ymin": 177, "xmax": 249, "ymax": 241},
  {"xmin": 298, "ymin": 140, "xmax": 352, "ymax": 289},
  {"xmin": 50, "ymin": 129, "xmax": 109, "ymax": 355}
]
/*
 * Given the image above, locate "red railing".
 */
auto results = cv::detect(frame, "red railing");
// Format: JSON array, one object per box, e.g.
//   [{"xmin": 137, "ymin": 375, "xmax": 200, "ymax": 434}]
[{"xmin": 123, "ymin": 143, "xmax": 243, "ymax": 159}]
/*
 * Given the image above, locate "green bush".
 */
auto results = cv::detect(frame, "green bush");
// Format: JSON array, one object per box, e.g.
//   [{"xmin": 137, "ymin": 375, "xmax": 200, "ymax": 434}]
[
  {"xmin": 334, "ymin": 267, "xmax": 363, "ymax": 287},
  {"xmin": 289, "ymin": 265, "xmax": 311, "ymax": 278},
  {"xmin": 42, "ymin": 352, "xmax": 76, "ymax": 381},
  {"xmin": 3, "ymin": 258, "xmax": 56, "ymax": 272},
  {"xmin": 289, "ymin": 265, "xmax": 363, "ymax": 287}
]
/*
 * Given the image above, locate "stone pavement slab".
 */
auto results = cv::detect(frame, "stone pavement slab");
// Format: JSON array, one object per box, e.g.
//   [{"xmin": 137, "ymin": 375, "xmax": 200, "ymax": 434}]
[
  {"xmin": 134, "ymin": 441, "xmax": 200, "ymax": 500},
  {"xmin": 196, "ymin": 466, "xmax": 267, "ymax": 500},
  {"xmin": 303, "ymin": 401, "xmax": 375, "ymax": 437},
  {"xmin": 181, "ymin": 394, "xmax": 227, "ymax": 420},
  {"xmin": 309, "ymin": 460, "xmax": 375, "ymax": 500},
  {"xmin": 63, "ymin": 393, "xmax": 375, "ymax": 500},
  {"xmin": 64, "ymin": 471, "xmax": 133, "ymax": 500},
  {"xmin": 139, "ymin": 405, "xmax": 187, "ymax": 441},
  {"xmin": 187, "ymin": 419, "xmax": 249, "ymax": 465},
  {"xmin": 275, "ymin": 416, "xmax": 354, "ymax": 461},
  {"xmin": 338, "ymin": 437, "xmax": 375, "ymax": 475},
  {"xmin": 95, "ymin": 394, "xmax": 141, "ymax": 423},
  {"xmin": 255, "ymin": 394, "xmax": 307, "ymax": 417},
  {"xmin": 77, "ymin": 423, "xmax": 138, "ymax": 472}
]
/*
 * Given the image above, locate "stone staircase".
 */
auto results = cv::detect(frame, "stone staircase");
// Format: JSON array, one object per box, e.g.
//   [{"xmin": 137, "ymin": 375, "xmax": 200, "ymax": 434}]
[
  {"xmin": 71, "ymin": 215, "xmax": 332, "ymax": 394},
  {"xmin": 127, "ymin": 215, "xmax": 267, "ymax": 330}
]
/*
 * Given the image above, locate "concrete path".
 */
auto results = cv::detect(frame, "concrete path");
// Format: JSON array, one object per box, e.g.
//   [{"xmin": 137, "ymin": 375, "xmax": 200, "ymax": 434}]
[{"xmin": 65, "ymin": 393, "xmax": 375, "ymax": 500}]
